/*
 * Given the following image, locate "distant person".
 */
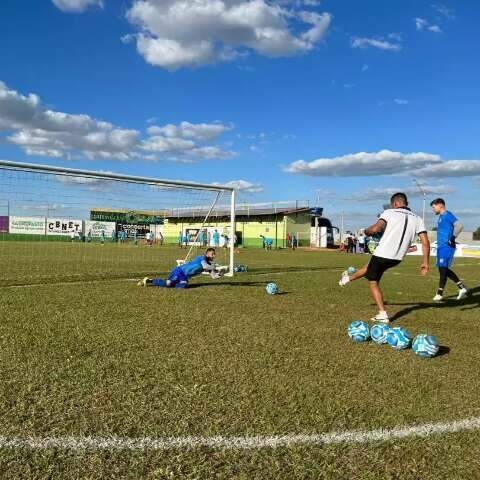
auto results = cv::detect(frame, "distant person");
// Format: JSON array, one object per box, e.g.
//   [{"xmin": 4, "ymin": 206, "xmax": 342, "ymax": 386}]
[
  {"xmin": 347, "ymin": 235, "xmax": 354, "ymax": 254},
  {"xmin": 178, "ymin": 231, "xmax": 183, "ymax": 247},
  {"xmin": 358, "ymin": 232, "xmax": 366, "ymax": 253},
  {"xmin": 339, "ymin": 193, "xmax": 430, "ymax": 323},
  {"xmin": 100, "ymin": 230, "xmax": 105, "ymax": 245},
  {"xmin": 286, "ymin": 233, "xmax": 292, "ymax": 249},
  {"xmin": 213, "ymin": 230, "xmax": 220, "ymax": 247},
  {"xmin": 182, "ymin": 233, "xmax": 189, "ymax": 248},
  {"xmin": 70, "ymin": 231, "xmax": 75, "ymax": 242},
  {"xmin": 119, "ymin": 230, "xmax": 126, "ymax": 244},
  {"xmin": 133, "ymin": 229, "xmax": 138, "ymax": 246},
  {"xmin": 111, "ymin": 230, "xmax": 117, "ymax": 243},
  {"xmin": 292, "ymin": 234, "xmax": 297, "ymax": 250},
  {"xmin": 158, "ymin": 231, "xmax": 164, "ymax": 246},
  {"xmin": 430, "ymin": 198, "xmax": 470, "ymax": 301},
  {"xmin": 87, "ymin": 229, "xmax": 92, "ymax": 243}
]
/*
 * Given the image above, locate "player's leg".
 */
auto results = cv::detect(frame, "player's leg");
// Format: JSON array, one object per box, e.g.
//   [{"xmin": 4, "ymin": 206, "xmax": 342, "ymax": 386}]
[
  {"xmin": 446, "ymin": 268, "xmax": 469, "ymax": 299},
  {"xmin": 368, "ymin": 281, "xmax": 387, "ymax": 320},
  {"xmin": 339, "ymin": 263, "xmax": 369, "ymax": 286},
  {"xmin": 365, "ymin": 257, "xmax": 400, "ymax": 322},
  {"xmin": 434, "ymin": 266, "xmax": 448, "ymax": 301}
]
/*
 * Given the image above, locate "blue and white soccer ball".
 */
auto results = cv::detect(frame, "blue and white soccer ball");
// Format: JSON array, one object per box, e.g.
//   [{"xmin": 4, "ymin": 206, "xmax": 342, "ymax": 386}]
[
  {"xmin": 347, "ymin": 266, "xmax": 357, "ymax": 275},
  {"xmin": 348, "ymin": 321, "xmax": 370, "ymax": 343},
  {"xmin": 234, "ymin": 264, "xmax": 248, "ymax": 273},
  {"xmin": 387, "ymin": 327, "xmax": 413, "ymax": 350},
  {"xmin": 266, "ymin": 282, "xmax": 279, "ymax": 295},
  {"xmin": 370, "ymin": 323, "xmax": 391, "ymax": 344},
  {"xmin": 412, "ymin": 334, "xmax": 440, "ymax": 358}
]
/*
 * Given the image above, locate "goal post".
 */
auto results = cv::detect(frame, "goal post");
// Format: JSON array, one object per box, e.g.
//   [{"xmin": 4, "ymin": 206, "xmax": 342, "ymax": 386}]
[{"xmin": 0, "ymin": 159, "xmax": 236, "ymax": 286}]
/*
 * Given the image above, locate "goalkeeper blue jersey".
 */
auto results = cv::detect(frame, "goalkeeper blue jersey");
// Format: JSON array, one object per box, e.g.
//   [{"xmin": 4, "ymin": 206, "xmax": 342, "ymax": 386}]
[
  {"xmin": 179, "ymin": 255, "xmax": 210, "ymax": 279},
  {"xmin": 437, "ymin": 210, "xmax": 457, "ymax": 248}
]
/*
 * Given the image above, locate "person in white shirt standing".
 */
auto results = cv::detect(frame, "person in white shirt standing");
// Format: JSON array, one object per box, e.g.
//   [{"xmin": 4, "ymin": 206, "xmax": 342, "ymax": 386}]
[{"xmin": 339, "ymin": 192, "xmax": 430, "ymax": 323}]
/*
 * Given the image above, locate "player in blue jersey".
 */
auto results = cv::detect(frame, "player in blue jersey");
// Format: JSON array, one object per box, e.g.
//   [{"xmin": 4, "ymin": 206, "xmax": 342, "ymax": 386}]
[
  {"xmin": 137, "ymin": 248, "xmax": 220, "ymax": 288},
  {"xmin": 431, "ymin": 198, "xmax": 469, "ymax": 301}
]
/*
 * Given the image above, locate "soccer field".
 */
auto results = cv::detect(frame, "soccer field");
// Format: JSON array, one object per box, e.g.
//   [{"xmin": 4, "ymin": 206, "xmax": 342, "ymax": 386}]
[{"xmin": 0, "ymin": 246, "xmax": 479, "ymax": 479}]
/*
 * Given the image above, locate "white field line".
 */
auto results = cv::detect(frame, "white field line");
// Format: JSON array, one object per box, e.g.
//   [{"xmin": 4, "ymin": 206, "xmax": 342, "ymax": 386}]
[{"xmin": 1, "ymin": 417, "xmax": 480, "ymax": 450}]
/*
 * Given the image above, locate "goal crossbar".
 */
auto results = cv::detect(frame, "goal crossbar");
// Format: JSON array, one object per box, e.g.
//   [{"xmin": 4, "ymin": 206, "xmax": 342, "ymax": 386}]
[{"xmin": 0, "ymin": 160, "xmax": 234, "ymax": 193}]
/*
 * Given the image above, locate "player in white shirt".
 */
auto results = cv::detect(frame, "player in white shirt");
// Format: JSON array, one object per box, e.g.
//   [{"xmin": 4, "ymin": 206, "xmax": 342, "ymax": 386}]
[{"xmin": 339, "ymin": 193, "xmax": 430, "ymax": 323}]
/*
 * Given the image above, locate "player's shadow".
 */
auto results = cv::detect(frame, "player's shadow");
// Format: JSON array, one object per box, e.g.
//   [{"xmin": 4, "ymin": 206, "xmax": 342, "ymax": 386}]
[
  {"xmin": 387, "ymin": 286, "xmax": 480, "ymax": 321},
  {"xmin": 188, "ymin": 281, "xmax": 268, "ymax": 289}
]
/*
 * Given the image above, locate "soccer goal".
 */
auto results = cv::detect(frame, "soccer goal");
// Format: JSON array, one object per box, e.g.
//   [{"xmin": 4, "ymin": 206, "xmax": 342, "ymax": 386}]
[{"xmin": 0, "ymin": 160, "xmax": 236, "ymax": 287}]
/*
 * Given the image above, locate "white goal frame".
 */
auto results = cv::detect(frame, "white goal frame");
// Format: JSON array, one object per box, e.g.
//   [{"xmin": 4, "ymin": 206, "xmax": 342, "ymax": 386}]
[{"xmin": 0, "ymin": 159, "xmax": 236, "ymax": 277}]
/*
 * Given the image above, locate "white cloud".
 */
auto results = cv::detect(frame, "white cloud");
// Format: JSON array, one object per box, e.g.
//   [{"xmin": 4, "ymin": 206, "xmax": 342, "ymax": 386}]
[
  {"xmin": 125, "ymin": 0, "xmax": 332, "ymax": 70},
  {"xmin": 214, "ymin": 179, "xmax": 263, "ymax": 193},
  {"xmin": 361, "ymin": 64, "xmax": 369, "ymax": 72},
  {"xmin": 432, "ymin": 4, "xmax": 455, "ymax": 20},
  {"xmin": 351, "ymin": 37, "xmax": 402, "ymax": 52},
  {"xmin": 0, "ymin": 80, "xmax": 236, "ymax": 162},
  {"xmin": 285, "ymin": 150, "xmax": 442, "ymax": 177},
  {"xmin": 347, "ymin": 184, "xmax": 455, "ymax": 202},
  {"xmin": 52, "ymin": 0, "xmax": 103, "ymax": 13},
  {"xmin": 343, "ymin": 83, "xmax": 356, "ymax": 89},
  {"xmin": 147, "ymin": 121, "xmax": 232, "ymax": 141},
  {"xmin": 415, "ymin": 18, "xmax": 442, "ymax": 33},
  {"xmin": 394, "ymin": 98, "xmax": 409, "ymax": 105},
  {"xmin": 414, "ymin": 160, "xmax": 480, "ymax": 177}
]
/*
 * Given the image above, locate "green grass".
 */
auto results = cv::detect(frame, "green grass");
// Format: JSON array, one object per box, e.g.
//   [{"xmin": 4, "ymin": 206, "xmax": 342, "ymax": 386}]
[{"xmin": 0, "ymin": 246, "xmax": 479, "ymax": 478}]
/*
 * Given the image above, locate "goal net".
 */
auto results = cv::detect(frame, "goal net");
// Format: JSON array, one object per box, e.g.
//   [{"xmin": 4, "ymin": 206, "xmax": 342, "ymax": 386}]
[{"xmin": 0, "ymin": 160, "xmax": 235, "ymax": 287}]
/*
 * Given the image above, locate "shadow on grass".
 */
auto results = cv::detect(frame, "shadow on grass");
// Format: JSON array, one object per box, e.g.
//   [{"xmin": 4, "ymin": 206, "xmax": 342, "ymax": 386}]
[
  {"xmin": 388, "ymin": 286, "xmax": 479, "ymax": 321},
  {"xmin": 187, "ymin": 281, "xmax": 268, "ymax": 289},
  {"xmin": 437, "ymin": 346, "xmax": 450, "ymax": 357}
]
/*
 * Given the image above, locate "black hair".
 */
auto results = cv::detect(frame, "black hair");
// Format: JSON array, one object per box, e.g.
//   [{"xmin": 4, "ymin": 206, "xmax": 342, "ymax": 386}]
[
  {"xmin": 430, "ymin": 198, "xmax": 445, "ymax": 207},
  {"xmin": 206, "ymin": 247, "xmax": 216, "ymax": 254},
  {"xmin": 390, "ymin": 192, "xmax": 408, "ymax": 206}
]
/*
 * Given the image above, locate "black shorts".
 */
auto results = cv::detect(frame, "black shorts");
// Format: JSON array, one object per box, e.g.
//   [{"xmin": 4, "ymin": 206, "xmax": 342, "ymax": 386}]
[{"xmin": 365, "ymin": 256, "xmax": 401, "ymax": 282}]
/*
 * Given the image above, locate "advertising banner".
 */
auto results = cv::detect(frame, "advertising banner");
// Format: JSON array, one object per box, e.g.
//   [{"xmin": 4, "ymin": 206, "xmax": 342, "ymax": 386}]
[
  {"xmin": 46, "ymin": 218, "xmax": 83, "ymax": 236},
  {"xmin": 0, "ymin": 216, "xmax": 8, "ymax": 233},
  {"xmin": 9, "ymin": 216, "xmax": 46, "ymax": 235},
  {"xmin": 84, "ymin": 220, "xmax": 116, "ymax": 238}
]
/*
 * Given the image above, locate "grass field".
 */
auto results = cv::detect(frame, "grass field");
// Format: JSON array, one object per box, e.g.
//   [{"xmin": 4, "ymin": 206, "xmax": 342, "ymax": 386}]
[{"xmin": 0, "ymin": 244, "xmax": 479, "ymax": 479}]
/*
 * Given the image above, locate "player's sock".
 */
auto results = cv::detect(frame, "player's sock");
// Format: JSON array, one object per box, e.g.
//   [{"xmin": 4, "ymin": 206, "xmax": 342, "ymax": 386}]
[
  {"xmin": 436, "ymin": 288, "xmax": 444, "ymax": 296},
  {"xmin": 456, "ymin": 281, "xmax": 466, "ymax": 290},
  {"xmin": 151, "ymin": 279, "xmax": 167, "ymax": 287}
]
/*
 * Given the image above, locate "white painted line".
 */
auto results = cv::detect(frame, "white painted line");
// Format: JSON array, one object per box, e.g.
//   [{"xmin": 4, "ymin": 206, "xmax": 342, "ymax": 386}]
[{"xmin": 1, "ymin": 417, "xmax": 480, "ymax": 450}]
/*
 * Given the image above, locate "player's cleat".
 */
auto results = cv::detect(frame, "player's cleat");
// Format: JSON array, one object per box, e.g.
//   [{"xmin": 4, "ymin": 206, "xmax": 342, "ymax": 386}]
[
  {"xmin": 137, "ymin": 277, "xmax": 150, "ymax": 287},
  {"xmin": 339, "ymin": 271, "xmax": 350, "ymax": 286},
  {"xmin": 457, "ymin": 288, "xmax": 470, "ymax": 300},
  {"xmin": 370, "ymin": 312, "xmax": 390, "ymax": 323},
  {"xmin": 433, "ymin": 294, "xmax": 444, "ymax": 302}
]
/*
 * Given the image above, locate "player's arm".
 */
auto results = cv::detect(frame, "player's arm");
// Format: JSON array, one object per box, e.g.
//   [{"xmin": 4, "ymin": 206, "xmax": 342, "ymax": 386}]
[
  {"xmin": 450, "ymin": 221, "xmax": 464, "ymax": 247},
  {"xmin": 365, "ymin": 219, "xmax": 386, "ymax": 236},
  {"xmin": 419, "ymin": 232, "xmax": 430, "ymax": 276}
]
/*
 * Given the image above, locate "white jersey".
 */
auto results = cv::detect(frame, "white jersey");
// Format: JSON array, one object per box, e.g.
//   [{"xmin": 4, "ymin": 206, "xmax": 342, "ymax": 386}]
[{"xmin": 374, "ymin": 208, "xmax": 426, "ymax": 261}]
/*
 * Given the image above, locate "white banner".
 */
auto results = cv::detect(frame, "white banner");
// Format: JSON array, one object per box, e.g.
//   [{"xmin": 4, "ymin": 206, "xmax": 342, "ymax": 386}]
[
  {"xmin": 84, "ymin": 220, "xmax": 116, "ymax": 238},
  {"xmin": 47, "ymin": 218, "xmax": 83, "ymax": 236},
  {"xmin": 9, "ymin": 216, "xmax": 46, "ymax": 235}
]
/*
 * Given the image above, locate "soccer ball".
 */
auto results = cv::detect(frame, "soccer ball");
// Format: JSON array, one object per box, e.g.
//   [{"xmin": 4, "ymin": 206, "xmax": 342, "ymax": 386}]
[
  {"xmin": 266, "ymin": 282, "xmax": 279, "ymax": 295},
  {"xmin": 412, "ymin": 334, "xmax": 440, "ymax": 358},
  {"xmin": 347, "ymin": 321, "xmax": 370, "ymax": 342},
  {"xmin": 370, "ymin": 323, "xmax": 391, "ymax": 344},
  {"xmin": 234, "ymin": 264, "xmax": 248, "ymax": 273},
  {"xmin": 347, "ymin": 266, "xmax": 357, "ymax": 275},
  {"xmin": 387, "ymin": 327, "xmax": 413, "ymax": 350}
]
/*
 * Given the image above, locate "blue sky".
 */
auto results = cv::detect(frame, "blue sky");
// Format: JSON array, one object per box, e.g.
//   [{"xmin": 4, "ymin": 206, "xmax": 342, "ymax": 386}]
[{"xmin": 1, "ymin": 0, "xmax": 479, "ymax": 229}]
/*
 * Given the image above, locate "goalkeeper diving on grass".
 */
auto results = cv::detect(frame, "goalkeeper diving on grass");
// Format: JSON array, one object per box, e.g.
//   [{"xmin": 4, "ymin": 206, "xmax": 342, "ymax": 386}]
[{"xmin": 137, "ymin": 247, "xmax": 221, "ymax": 289}]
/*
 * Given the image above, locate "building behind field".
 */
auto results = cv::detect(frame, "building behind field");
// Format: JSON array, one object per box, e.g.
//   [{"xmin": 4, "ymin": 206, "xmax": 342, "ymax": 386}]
[{"xmin": 90, "ymin": 202, "xmax": 337, "ymax": 248}]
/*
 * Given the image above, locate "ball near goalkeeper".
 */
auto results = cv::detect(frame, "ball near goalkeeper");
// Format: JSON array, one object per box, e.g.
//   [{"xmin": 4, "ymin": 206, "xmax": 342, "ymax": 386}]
[{"xmin": 137, "ymin": 248, "xmax": 222, "ymax": 289}]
